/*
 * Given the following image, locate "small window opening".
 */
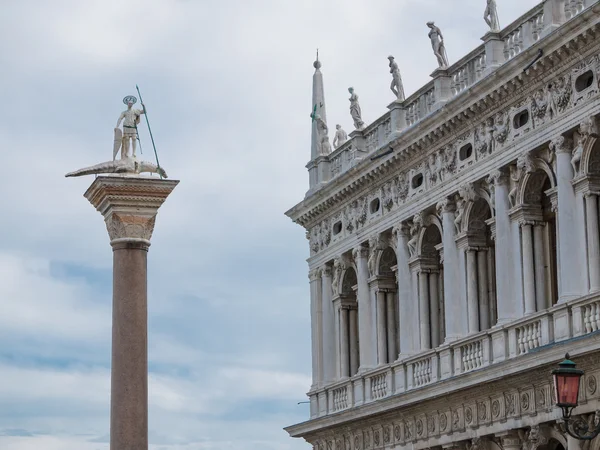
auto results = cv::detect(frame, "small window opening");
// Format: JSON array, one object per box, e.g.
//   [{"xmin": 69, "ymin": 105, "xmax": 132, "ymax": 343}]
[
  {"xmin": 333, "ymin": 221, "xmax": 342, "ymax": 235},
  {"xmin": 575, "ymin": 70, "xmax": 594, "ymax": 92},
  {"xmin": 369, "ymin": 198, "xmax": 381, "ymax": 214},
  {"xmin": 513, "ymin": 110, "xmax": 529, "ymax": 129},
  {"xmin": 412, "ymin": 173, "xmax": 424, "ymax": 189},
  {"xmin": 459, "ymin": 143, "xmax": 473, "ymax": 161}
]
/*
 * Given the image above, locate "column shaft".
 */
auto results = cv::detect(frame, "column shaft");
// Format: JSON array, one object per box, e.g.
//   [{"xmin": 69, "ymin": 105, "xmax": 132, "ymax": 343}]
[
  {"xmin": 386, "ymin": 292, "xmax": 397, "ymax": 363},
  {"xmin": 376, "ymin": 290, "xmax": 387, "ymax": 365},
  {"xmin": 522, "ymin": 224, "xmax": 537, "ymax": 314},
  {"xmin": 349, "ymin": 309, "xmax": 359, "ymax": 376},
  {"xmin": 419, "ymin": 271, "xmax": 431, "ymax": 350},
  {"xmin": 586, "ymin": 195, "xmax": 600, "ymax": 291},
  {"xmin": 477, "ymin": 250, "xmax": 490, "ymax": 331},
  {"xmin": 429, "ymin": 272, "xmax": 440, "ymax": 347},
  {"xmin": 340, "ymin": 308, "xmax": 350, "ymax": 378},
  {"xmin": 356, "ymin": 249, "xmax": 376, "ymax": 371},
  {"xmin": 466, "ymin": 250, "xmax": 479, "ymax": 333},
  {"xmin": 321, "ymin": 269, "xmax": 335, "ymax": 382},
  {"xmin": 395, "ymin": 229, "xmax": 416, "ymax": 356},
  {"xmin": 111, "ymin": 242, "xmax": 149, "ymax": 450},
  {"xmin": 533, "ymin": 224, "xmax": 547, "ymax": 312},
  {"xmin": 309, "ymin": 271, "xmax": 323, "ymax": 387}
]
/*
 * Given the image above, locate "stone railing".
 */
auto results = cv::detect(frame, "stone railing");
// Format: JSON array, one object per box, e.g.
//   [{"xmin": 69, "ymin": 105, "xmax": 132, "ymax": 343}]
[
  {"xmin": 501, "ymin": 4, "xmax": 544, "ymax": 61},
  {"xmin": 565, "ymin": 0, "xmax": 586, "ymax": 19},
  {"xmin": 309, "ymin": 293, "xmax": 600, "ymax": 418},
  {"xmin": 449, "ymin": 47, "xmax": 487, "ymax": 97}
]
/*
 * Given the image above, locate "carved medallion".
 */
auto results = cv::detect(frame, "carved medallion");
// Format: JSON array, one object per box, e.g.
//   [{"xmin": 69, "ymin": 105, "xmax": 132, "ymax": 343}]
[
  {"xmin": 478, "ymin": 402, "xmax": 487, "ymax": 421},
  {"xmin": 492, "ymin": 399, "xmax": 500, "ymax": 418},
  {"xmin": 416, "ymin": 419, "xmax": 424, "ymax": 436},
  {"xmin": 521, "ymin": 392, "xmax": 530, "ymax": 411},
  {"xmin": 588, "ymin": 375, "xmax": 597, "ymax": 395},
  {"xmin": 465, "ymin": 407, "xmax": 473, "ymax": 424},
  {"xmin": 394, "ymin": 425, "xmax": 401, "ymax": 441},
  {"xmin": 440, "ymin": 413, "xmax": 448, "ymax": 431},
  {"xmin": 383, "ymin": 426, "xmax": 391, "ymax": 444}
]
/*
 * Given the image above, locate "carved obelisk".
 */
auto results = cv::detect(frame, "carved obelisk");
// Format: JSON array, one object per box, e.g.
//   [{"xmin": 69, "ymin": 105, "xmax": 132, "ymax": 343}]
[{"xmin": 84, "ymin": 175, "xmax": 178, "ymax": 450}]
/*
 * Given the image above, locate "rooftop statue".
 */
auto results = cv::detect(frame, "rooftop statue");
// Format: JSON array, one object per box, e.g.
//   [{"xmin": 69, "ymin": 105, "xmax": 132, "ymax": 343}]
[
  {"xmin": 427, "ymin": 21, "xmax": 449, "ymax": 69},
  {"xmin": 348, "ymin": 87, "xmax": 365, "ymax": 130},
  {"xmin": 65, "ymin": 92, "xmax": 167, "ymax": 179},
  {"xmin": 484, "ymin": 0, "xmax": 501, "ymax": 32},
  {"xmin": 333, "ymin": 124, "xmax": 348, "ymax": 149},
  {"xmin": 388, "ymin": 56, "xmax": 405, "ymax": 101}
]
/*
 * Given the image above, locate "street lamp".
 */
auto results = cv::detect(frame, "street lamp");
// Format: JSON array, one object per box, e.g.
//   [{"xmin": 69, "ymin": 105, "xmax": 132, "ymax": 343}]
[{"xmin": 552, "ymin": 354, "xmax": 600, "ymax": 440}]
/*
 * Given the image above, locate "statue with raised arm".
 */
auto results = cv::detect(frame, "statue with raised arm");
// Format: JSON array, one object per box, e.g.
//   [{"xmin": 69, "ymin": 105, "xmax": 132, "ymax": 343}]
[
  {"xmin": 484, "ymin": 0, "xmax": 501, "ymax": 32},
  {"xmin": 427, "ymin": 22, "xmax": 449, "ymax": 68},
  {"xmin": 348, "ymin": 87, "xmax": 365, "ymax": 130},
  {"xmin": 115, "ymin": 95, "xmax": 145, "ymax": 160},
  {"xmin": 333, "ymin": 124, "xmax": 348, "ymax": 149},
  {"xmin": 388, "ymin": 56, "xmax": 405, "ymax": 101},
  {"xmin": 65, "ymin": 95, "xmax": 168, "ymax": 179}
]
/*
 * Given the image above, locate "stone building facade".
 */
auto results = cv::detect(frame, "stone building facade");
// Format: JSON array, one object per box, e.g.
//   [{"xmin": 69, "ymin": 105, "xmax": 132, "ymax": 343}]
[{"xmin": 285, "ymin": 2, "xmax": 600, "ymax": 450}]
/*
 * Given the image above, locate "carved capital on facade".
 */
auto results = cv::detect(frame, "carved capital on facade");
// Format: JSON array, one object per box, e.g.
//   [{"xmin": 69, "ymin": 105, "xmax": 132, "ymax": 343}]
[
  {"xmin": 392, "ymin": 223, "xmax": 411, "ymax": 239},
  {"xmin": 84, "ymin": 175, "xmax": 178, "ymax": 246},
  {"xmin": 437, "ymin": 197, "xmax": 456, "ymax": 214},
  {"xmin": 352, "ymin": 246, "xmax": 369, "ymax": 261},
  {"xmin": 579, "ymin": 115, "xmax": 600, "ymax": 140},
  {"xmin": 322, "ymin": 264, "xmax": 333, "ymax": 278},
  {"xmin": 550, "ymin": 135, "xmax": 573, "ymax": 155},
  {"xmin": 309, "ymin": 268, "xmax": 322, "ymax": 282},
  {"xmin": 517, "ymin": 153, "xmax": 536, "ymax": 174},
  {"xmin": 488, "ymin": 168, "xmax": 509, "ymax": 186}
]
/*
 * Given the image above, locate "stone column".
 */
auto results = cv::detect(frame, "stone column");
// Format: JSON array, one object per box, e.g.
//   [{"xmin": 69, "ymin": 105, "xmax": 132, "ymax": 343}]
[
  {"xmin": 477, "ymin": 249, "xmax": 490, "ymax": 330},
  {"xmin": 84, "ymin": 175, "xmax": 178, "ymax": 450},
  {"xmin": 376, "ymin": 290, "xmax": 387, "ymax": 365},
  {"xmin": 552, "ymin": 136, "xmax": 585, "ymax": 302},
  {"xmin": 466, "ymin": 249, "xmax": 479, "ymax": 333},
  {"xmin": 386, "ymin": 291, "xmax": 397, "ymax": 363},
  {"xmin": 438, "ymin": 200, "xmax": 468, "ymax": 341},
  {"xmin": 489, "ymin": 170, "xmax": 518, "ymax": 324},
  {"xmin": 394, "ymin": 225, "xmax": 418, "ymax": 356},
  {"xmin": 349, "ymin": 307, "xmax": 359, "ymax": 375},
  {"xmin": 418, "ymin": 271, "xmax": 431, "ymax": 350},
  {"xmin": 354, "ymin": 247, "xmax": 375, "ymax": 371},
  {"xmin": 321, "ymin": 266, "xmax": 335, "ymax": 383},
  {"xmin": 339, "ymin": 307, "xmax": 350, "ymax": 378},
  {"xmin": 586, "ymin": 194, "xmax": 600, "ymax": 291},
  {"xmin": 533, "ymin": 224, "xmax": 547, "ymax": 311},
  {"xmin": 429, "ymin": 272, "xmax": 440, "ymax": 347},
  {"xmin": 309, "ymin": 269, "xmax": 323, "ymax": 388},
  {"xmin": 522, "ymin": 223, "xmax": 537, "ymax": 315}
]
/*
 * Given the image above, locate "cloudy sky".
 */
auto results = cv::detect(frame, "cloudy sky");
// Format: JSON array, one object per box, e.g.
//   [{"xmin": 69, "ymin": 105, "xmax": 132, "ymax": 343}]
[{"xmin": 0, "ymin": 0, "xmax": 540, "ymax": 449}]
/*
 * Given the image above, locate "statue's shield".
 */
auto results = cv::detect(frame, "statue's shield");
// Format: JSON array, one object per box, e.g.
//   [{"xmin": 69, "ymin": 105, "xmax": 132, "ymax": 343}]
[{"xmin": 113, "ymin": 127, "xmax": 123, "ymax": 160}]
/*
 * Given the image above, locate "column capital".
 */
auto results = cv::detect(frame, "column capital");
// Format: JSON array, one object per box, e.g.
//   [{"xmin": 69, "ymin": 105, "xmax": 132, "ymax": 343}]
[
  {"xmin": 488, "ymin": 168, "xmax": 509, "ymax": 186},
  {"xmin": 436, "ymin": 198, "xmax": 456, "ymax": 214},
  {"xmin": 322, "ymin": 265, "xmax": 333, "ymax": 278},
  {"xmin": 353, "ymin": 246, "xmax": 369, "ymax": 260},
  {"xmin": 84, "ymin": 176, "xmax": 179, "ymax": 246},
  {"xmin": 309, "ymin": 268, "xmax": 322, "ymax": 281},
  {"xmin": 550, "ymin": 135, "xmax": 573, "ymax": 155}
]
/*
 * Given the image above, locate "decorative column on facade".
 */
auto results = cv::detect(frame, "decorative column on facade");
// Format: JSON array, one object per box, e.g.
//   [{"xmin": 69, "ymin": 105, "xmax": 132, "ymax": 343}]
[
  {"xmin": 586, "ymin": 193, "xmax": 600, "ymax": 291},
  {"xmin": 521, "ymin": 221, "xmax": 537, "ymax": 315},
  {"xmin": 321, "ymin": 265, "xmax": 336, "ymax": 383},
  {"xmin": 477, "ymin": 249, "xmax": 490, "ymax": 331},
  {"xmin": 354, "ymin": 246, "xmax": 376, "ymax": 372},
  {"xmin": 308, "ymin": 268, "xmax": 323, "ymax": 389},
  {"xmin": 551, "ymin": 135, "xmax": 585, "ymax": 302},
  {"xmin": 437, "ymin": 199, "xmax": 468, "ymax": 341},
  {"xmin": 393, "ymin": 224, "xmax": 418, "ymax": 357},
  {"xmin": 84, "ymin": 176, "xmax": 178, "ymax": 450},
  {"xmin": 489, "ymin": 169, "xmax": 518, "ymax": 324},
  {"xmin": 385, "ymin": 290, "xmax": 397, "ymax": 363}
]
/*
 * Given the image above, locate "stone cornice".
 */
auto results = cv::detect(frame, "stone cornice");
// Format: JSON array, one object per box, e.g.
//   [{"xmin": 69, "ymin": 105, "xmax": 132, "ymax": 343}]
[{"xmin": 285, "ymin": 7, "xmax": 600, "ymax": 229}]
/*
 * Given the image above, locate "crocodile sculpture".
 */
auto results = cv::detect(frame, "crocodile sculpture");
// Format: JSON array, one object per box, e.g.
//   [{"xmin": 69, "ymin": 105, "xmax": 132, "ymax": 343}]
[{"xmin": 65, "ymin": 157, "xmax": 167, "ymax": 178}]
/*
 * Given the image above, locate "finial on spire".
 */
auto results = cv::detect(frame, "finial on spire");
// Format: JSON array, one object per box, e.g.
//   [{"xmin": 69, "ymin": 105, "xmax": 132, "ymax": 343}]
[{"xmin": 313, "ymin": 48, "xmax": 322, "ymax": 70}]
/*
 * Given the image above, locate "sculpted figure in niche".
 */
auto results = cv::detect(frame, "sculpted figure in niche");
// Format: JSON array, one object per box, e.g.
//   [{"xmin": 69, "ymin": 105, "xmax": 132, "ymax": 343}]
[
  {"xmin": 494, "ymin": 111, "xmax": 509, "ymax": 144},
  {"xmin": 332, "ymin": 259, "xmax": 344, "ymax": 297},
  {"xmin": 367, "ymin": 236, "xmax": 381, "ymax": 277},
  {"xmin": 407, "ymin": 214, "xmax": 423, "ymax": 257},
  {"xmin": 333, "ymin": 124, "xmax": 348, "ymax": 149},
  {"xmin": 427, "ymin": 22, "xmax": 450, "ymax": 68},
  {"xmin": 545, "ymin": 83, "xmax": 558, "ymax": 120},
  {"xmin": 454, "ymin": 198, "xmax": 465, "ymax": 234},
  {"xmin": 388, "ymin": 55, "xmax": 405, "ymax": 101},
  {"xmin": 348, "ymin": 87, "xmax": 365, "ymax": 130},
  {"xmin": 571, "ymin": 131, "xmax": 584, "ymax": 175},
  {"xmin": 484, "ymin": 0, "xmax": 500, "ymax": 32},
  {"xmin": 508, "ymin": 164, "xmax": 521, "ymax": 207}
]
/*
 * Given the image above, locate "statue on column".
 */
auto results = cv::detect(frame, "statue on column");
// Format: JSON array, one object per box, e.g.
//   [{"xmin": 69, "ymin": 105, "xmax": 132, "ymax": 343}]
[
  {"xmin": 333, "ymin": 124, "xmax": 348, "ymax": 149},
  {"xmin": 65, "ymin": 94, "xmax": 167, "ymax": 178},
  {"xmin": 388, "ymin": 56, "xmax": 405, "ymax": 101},
  {"xmin": 484, "ymin": 0, "xmax": 501, "ymax": 32},
  {"xmin": 427, "ymin": 22, "xmax": 450, "ymax": 68},
  {"xmin": 348, "ymin": 87, "xmax": 365, "ymax": 130}
]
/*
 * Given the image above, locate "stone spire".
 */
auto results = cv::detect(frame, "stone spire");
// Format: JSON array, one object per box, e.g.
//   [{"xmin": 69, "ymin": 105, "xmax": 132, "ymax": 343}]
[{"xmin": 311, "ymin": 50, "xmax": 328, "ymax": 161}]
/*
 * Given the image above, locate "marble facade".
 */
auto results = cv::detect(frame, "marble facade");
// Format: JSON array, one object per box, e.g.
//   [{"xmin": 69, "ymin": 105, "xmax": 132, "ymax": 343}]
[{"xmin": 286, "ymin": 1, "xmax": 600, "ymax": 450}]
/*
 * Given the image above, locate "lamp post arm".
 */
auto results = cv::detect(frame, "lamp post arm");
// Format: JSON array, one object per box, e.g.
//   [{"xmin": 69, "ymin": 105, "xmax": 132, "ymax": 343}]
[{"xmin": 564, "ymin": 412, "xmax": 600, "ymax": 441}]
